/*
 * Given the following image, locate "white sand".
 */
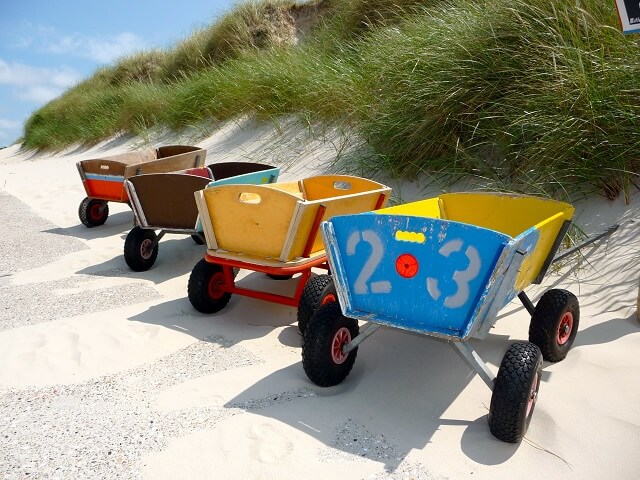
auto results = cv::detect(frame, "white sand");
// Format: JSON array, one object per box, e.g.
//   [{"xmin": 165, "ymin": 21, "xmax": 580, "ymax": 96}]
[{"xmin": 0, "ymin": 119, "xmax": 638, "ymax": 480}]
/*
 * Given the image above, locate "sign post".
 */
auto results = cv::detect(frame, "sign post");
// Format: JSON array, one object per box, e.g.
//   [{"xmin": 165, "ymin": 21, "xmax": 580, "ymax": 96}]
[{"xmin": 615, "ymin": 0, "xmax": 640, "ymax": 33}]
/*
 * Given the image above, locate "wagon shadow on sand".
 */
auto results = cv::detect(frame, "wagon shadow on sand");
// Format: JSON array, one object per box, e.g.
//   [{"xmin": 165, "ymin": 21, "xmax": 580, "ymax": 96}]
[
  {"xmin": 222, "ymin": 325, "xmax": 526, "ymax": 473},
  {"xmin": 126, "ymin": 271, "xmax": 310, "ymax": 341}
]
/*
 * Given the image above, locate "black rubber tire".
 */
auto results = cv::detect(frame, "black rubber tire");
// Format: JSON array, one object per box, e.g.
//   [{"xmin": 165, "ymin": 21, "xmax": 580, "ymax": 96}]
[
  {"xmin": 191, "ymin": 234, "xmax": 205, "ymax": 245},
  {"xmin": 297, "ymin": 274, "xmax": 337, "ymax": 334},
  {"xmin": 488, "ymin": 342, "xmax": 543, "ymax": 443},
  {"xmin": 302, "ymin": 302, "xmax": 358, "ymax": 387},
  {"xmin": 529, "ymin": 289, "xmax": 579, "ymax": 362},
  {"xmin": 78, "ymin": 197, "xmax": 109, "ymax": 227},
  {"xmin": 124, "ymin": 227, "xmax": 158, "ymax": 271},
  {"xmin": 188, "ymin": 259, "xmax": 231, "ymax": 313},
  {"xmin": 267, "ymin": 273, "xmax": 294, "ymax": 280}
]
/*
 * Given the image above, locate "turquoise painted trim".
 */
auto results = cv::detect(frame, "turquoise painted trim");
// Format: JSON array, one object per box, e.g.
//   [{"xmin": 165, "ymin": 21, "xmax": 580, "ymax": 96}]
[
  {"xmin": 207, "ymin": 167, "xmax": 280, "ymax": 187},
  {"xmin": 85, "ymin": 173, "xmax": 125, "ymax": 182}
]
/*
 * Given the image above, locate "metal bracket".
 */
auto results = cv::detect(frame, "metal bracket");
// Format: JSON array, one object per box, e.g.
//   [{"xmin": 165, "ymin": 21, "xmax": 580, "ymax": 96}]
[
  {"xmin": 343, "ymin": 322, "xmax": 380, "ymax": 354},
  {"xmin": 450, "ymin": 341, "xmax": 495, "ymax": 390}
]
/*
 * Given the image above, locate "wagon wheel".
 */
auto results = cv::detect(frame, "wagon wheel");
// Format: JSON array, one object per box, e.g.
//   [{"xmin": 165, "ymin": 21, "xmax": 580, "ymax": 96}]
[
  {"xmin": 191, "ymin": 234, "xmax": 205, "ymax": 245},
  {"xmin": 124, "ymin": 227, "xmax": 159, "ymax": 271},
  {"xmin": 78, "ymin": 197, "xmax": 109, "ymax": 227},
  {"xmin": 528, "ymin": 289, "xmax": 579, "ymax": 362},
  {"xmin": 488, "ymin": 342, "xmax": 543, "ymax": 443},
  {"xmin": 188, "ymin": 259, "xmax": 232, "ymax": 313},
  {"xmin": 302, "ymin": 302, "xmax": 358, "ymax": 387},
  {"xmin": 297, "ymin": 274, "xmax": 337, "ymax": 334}
]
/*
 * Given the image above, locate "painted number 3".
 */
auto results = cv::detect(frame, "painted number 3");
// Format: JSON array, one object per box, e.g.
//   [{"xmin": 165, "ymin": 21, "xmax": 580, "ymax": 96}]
[{"xmin": 346, "ymin": 230, "xmax": 482, "ymax": 309}]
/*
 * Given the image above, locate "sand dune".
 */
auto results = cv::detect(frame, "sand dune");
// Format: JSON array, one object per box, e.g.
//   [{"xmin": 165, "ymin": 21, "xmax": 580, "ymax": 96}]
[{"xmin": 1, "ymin": 119, "xmax": 638, "ymax": 479}]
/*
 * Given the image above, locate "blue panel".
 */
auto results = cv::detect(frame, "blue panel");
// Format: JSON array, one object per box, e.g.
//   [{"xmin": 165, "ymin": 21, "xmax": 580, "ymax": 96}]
[
  {"xmin": 84, "ymin": 173, "xmax": 124, "ymax": 182},
  {"xmin": 207, "ymin": 167, "xmax": 280, "ymax": 187},
  {"xmin": 324, "ymin": 213, "xmax": 512, "ymax": 337}
]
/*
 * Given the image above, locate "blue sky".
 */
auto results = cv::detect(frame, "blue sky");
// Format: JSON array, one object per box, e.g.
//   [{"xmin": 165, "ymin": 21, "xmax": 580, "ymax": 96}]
[{"xmin": 0, "ymin": 0, "xmax": 237, "ymax": 146}]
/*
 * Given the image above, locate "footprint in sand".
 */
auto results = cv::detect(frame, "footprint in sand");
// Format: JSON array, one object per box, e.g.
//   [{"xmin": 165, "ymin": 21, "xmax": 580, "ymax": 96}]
[{"xmin": 247, "ymin": 423, "xmax": 294, "ymax": 464}]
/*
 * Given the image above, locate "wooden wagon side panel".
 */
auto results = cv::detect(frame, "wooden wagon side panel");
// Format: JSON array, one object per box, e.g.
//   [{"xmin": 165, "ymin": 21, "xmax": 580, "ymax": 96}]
[
  {"xmin": 209, "ymin": 162, "xmax": 279, "ymax": 182},
  {"xmin": 128, "ymin": 174, "xmax": 211, "ymax": 229},
  {"xmin": 323, "ymin": 213, "xmax": 512, "ymax": 338},
  {"xmin": 283, "ymin": 190, "xmax": 390, "ymax": 261},
  {"xmin": 202, "ymin": 184, "xmax": 301, "ymax": 259},
  {"xmin": 300, "ymin": 175, "xmax": 388, "ymax": 201},
  {"xmin": 123, "ymin": 149, "xmax": 206, "ymax": 178},
  {"xmin": 439, "ymin": 193, "xmax": 574, "ymax": 291},
  {"xmin": 77, "ymin": 158, "xmax": 137, "ymax": 201}
]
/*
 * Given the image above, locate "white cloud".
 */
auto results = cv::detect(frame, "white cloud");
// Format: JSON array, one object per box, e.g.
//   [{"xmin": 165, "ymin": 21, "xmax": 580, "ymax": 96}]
[
  {"xmin": 0, "ymin": 59, "xmax": 80, "ymax": 89},
  {"xmin": 0, "ymin": 119, "xmax": 21, "ymax": 129},
  {"xmin": 88, "ymin": 32, "xmax": 145, "ymax": 63},
  {"xmin": 45, "ymin": 31, "xmax": 146, "ymax": 63},
  {"xmin": 16, "ymin": 86, "xmax": 65, "ymax": 103},
  {"xmin": 10, "ymin": 23, "xmax": 147, "ymax": 65},
  {"xmin": 0, "ymin": 119, "xmax": 22, "ymax": 140},
  {"xmin": 0, "ymin": 58, "xmax": 80, "ymax": 106}
]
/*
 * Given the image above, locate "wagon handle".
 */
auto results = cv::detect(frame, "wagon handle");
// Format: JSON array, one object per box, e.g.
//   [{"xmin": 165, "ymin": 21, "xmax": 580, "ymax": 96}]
[{"xmin": 550, "ymin": 224, "xmax": 620, "ymax": 264}]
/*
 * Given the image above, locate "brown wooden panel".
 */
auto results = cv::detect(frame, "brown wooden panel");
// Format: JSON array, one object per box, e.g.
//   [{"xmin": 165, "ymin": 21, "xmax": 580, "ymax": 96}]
[
  {"xmin": 129, "ymin": 173, "xmax": 210, "ymax": 229},
  {"xmin": 209, "ymin": 162, "xmax": 275, "ymax": 180}
]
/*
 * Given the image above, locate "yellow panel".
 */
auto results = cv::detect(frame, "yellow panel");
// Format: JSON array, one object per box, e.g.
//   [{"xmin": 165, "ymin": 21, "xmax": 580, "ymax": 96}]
[
  {"xmin": 262, "ymin": 180, "xmax": 304, "ymax": 196},
  {"xmin": 201, "ymin": 177, "xmax": 391, "ymax": 264},
  {"xmin": 203, "ymin": 184, "xmax": 300, "ymax": 259},
  {"xmin": 284, "ymin": 190, "xmax": 391, "ymax": 261},
  {"xmin": 514, "ymin": 211, "xmax": 570, "ymax": 290},
  {"xmin": 375, "ymin": 197, "xmax": 442, "ymax": 218},
  {"xmin": 439, "ymin": 193, "xmax": 573, "ymax": 237},
  {"xmin": 301, "ymin": 175, "xmax": 389, "ymax": 200},
  {"xmin": 376, "ymin": 192, "xmax": 574, "ymax": 291}
]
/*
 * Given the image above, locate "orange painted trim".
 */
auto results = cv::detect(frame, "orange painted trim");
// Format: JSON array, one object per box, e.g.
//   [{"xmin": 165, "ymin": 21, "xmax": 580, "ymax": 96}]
[
  {"xmin": 83, "ymin": 179, "xmax": 129, "ymax": 202},
  {"xmin": 204, "ymin": 252, "xmax": 328, "ymax": 274}
]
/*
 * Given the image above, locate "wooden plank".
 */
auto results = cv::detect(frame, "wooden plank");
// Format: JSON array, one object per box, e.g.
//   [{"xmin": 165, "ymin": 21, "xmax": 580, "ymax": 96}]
[
  {"xmin": 301, "ymin": 175, "xmax": 388, "ymax": 200},
  {"xmin": 203, "ymin": 184, "xmax": 300, "ymax": 258},
  {"xmin": 284, "ymin": 189, "xmax": 390, "ymax": 261},
  {"xmin": 122, "ymin": 149, "xmax": 206, "ymax": 178},
  {"xmin": 194, "ymin": 190, "xmax": 218, "ymax": 250}
]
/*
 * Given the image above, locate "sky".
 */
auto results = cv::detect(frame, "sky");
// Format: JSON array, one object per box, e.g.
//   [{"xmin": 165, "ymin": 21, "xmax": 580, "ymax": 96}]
[{"xmin": 0, "ymin": 0, "xmax": 238, "ymax": 146}]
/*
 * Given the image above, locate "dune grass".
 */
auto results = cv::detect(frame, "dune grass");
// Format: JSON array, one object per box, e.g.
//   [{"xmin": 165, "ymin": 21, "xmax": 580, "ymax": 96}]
[{"xmin": 21, "ymin": 0, "xmax": 640, "ymax": 199}]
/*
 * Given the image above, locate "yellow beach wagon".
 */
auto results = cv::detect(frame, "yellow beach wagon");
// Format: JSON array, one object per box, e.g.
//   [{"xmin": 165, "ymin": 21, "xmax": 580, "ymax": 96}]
[{"xmin": 187, "ymin": 175, "xmax": 391, "ymax": 315}]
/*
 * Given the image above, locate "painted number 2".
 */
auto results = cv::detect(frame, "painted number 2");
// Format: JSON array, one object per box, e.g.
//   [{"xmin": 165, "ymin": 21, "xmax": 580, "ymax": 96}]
[
  {"xmin": 347, "ymin": 230, "xmax": 391, "ymax": 294},
  {"xmin": 347, "ymin": 230, "xmax": 481, "ymax": 309}
]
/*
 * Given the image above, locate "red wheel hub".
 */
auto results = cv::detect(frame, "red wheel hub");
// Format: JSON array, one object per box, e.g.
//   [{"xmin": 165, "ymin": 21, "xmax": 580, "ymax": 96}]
[
  {"xmin": 557, "ymin": 312, "xmax": 574, "ymax": 345},
  {"xmin": 331, "ymin": 327, "xmax": 351, "ymax": 365},
  {"xmin": 140, "ymin": 239, "xmax": 154, "ymax": 259},
  {"xmin": 321, "ymin": 293, "xmax": 336, "ymax": 305},
  {"xmin": 89, "ymin": 203, "xmax": 104, "ymax": 221},
  {"xmin": 207, "ymin": 271, "xmax": 226, "ymax": 300}
]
